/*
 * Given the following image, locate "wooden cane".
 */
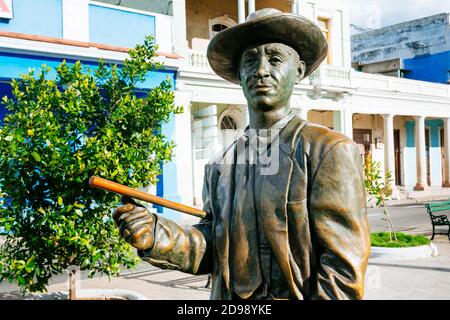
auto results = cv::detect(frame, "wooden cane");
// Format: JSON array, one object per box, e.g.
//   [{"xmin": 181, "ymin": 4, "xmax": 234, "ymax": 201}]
[{"xmin": 89, "ymin": 176, "xmax": 206, "ymax": 219}]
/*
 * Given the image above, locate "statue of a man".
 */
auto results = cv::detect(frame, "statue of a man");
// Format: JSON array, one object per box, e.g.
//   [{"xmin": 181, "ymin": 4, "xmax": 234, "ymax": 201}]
[{"xmin": 113, "ymin": 8, "xmax": 370, "ymax": 300}]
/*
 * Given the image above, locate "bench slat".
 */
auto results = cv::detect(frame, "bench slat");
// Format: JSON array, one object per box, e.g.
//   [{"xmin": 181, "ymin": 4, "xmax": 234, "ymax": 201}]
[
  {"xmin": 428, "ymin": 201, "xmax": 450, "ymax": 207},
  {"xmin": 428, "ymin": 206, "xmax": 450, "ymax": 212}
]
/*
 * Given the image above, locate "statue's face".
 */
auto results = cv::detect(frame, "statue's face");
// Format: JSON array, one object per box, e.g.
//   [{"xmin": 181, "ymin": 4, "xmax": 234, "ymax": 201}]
[{"xmin": 239, "ymin": 43, "xmax": 306, "ymax": 113}]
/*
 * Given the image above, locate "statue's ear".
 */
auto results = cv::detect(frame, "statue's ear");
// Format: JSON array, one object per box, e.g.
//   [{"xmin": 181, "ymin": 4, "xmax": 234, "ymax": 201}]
[{"xmin": 296, "ymin": 60, "xmax": 306, "ymax": 83}]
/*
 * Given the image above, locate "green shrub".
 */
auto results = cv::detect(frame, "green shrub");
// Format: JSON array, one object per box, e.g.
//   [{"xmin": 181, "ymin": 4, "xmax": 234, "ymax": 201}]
[
  {"xmin": 0, "ymin": 36, "xmax": 181, "ymax": 294},
  {"xmin": 371, "ymin": 232, "xmax": 431, "ymax": 248}
]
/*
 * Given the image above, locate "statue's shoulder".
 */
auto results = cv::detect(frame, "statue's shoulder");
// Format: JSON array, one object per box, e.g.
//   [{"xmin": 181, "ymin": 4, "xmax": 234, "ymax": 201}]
[{"xmin": 297, "ymin": 121, "xmax": 359, "ymax": 160}]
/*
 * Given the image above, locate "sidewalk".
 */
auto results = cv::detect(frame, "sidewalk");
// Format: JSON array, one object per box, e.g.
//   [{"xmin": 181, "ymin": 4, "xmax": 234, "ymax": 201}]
[
  {"xmin": 386, "ymin": 187, "xmax": 450, "ymax": 207},
  {"xmin": 2, "ymin": 236, "xmax": 449, "ymax": 300}
]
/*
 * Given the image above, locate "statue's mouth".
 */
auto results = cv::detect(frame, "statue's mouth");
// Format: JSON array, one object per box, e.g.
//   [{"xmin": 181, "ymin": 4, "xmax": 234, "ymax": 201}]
[{"xmin": 251, "ymin": 83, "xmax": 275, "ymax": 92}]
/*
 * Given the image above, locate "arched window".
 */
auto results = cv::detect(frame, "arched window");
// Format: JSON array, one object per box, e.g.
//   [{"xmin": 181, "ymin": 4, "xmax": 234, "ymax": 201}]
[
  {"xmin": 209, "ymin": 15, "xmax": 237, "ymax": 38},
  {"xmin": 220, "ymin": 115, "xmax": 237, "ymax": 130}
]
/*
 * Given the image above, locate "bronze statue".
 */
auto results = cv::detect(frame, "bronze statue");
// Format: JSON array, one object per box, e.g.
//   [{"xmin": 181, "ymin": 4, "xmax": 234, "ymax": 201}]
[{"xmin": 113, "ymin": 8, "xmax": 370, "ymax": 300}]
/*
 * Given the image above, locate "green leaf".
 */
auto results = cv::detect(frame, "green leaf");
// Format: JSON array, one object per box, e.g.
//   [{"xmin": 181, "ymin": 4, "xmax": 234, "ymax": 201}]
[
  {"xmin": 32, "ymin": 152, "xmax": 41, "ymax": 162},
  {"xmin": 17, "ymin": 276, "xmax": 27, "ymax": 286}
]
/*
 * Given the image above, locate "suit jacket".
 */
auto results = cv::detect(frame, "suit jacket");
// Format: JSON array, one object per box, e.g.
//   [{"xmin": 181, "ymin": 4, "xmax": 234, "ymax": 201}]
[{"xmin": 139, "ymin": 115, "xmax": 371, "ymax": 300}]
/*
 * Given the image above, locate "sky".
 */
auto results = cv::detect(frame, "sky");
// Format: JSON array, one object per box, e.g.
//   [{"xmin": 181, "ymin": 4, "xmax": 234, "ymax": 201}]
[{"xmin": 349, "ymin": 0, "xmax": 450, "ymax": 29}]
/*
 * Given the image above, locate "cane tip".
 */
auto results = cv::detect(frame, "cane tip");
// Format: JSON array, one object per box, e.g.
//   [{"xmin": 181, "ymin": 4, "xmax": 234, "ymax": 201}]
[{"xmin": 89, "ymin": 176, "xmax": 98, "ymax": 186}]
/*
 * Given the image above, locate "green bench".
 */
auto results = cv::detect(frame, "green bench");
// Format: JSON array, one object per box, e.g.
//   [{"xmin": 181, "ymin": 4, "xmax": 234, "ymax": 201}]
[{"xmin": 425, "ymin": 201, "xmax": 450, "ymax": 240}]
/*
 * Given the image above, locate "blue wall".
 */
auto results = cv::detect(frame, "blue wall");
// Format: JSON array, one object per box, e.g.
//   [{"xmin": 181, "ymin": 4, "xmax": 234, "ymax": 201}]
[
  {"xmin": 0, "ymin": 0, "xmax": 63, "ymax": 37},
  {"xmin": 89, "ymin": 3, "xmax": 156, "ymax": 48},
  {"xmin": 404, "ymin": 50, "xmax": 450, "ymax": 84},
  {"xmin": 404, "ymin": 120, "xmax": 444, "ymax": 187}
]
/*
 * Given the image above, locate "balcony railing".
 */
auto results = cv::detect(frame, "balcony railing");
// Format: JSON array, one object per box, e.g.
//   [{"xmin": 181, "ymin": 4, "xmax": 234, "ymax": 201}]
[
  {"xmin": 187, "ymin": 50, "xmax": 213, "ymax": 71},
  {"xmin": 309, "ymin": 64, "xmax": 352, "ymax": 88}
]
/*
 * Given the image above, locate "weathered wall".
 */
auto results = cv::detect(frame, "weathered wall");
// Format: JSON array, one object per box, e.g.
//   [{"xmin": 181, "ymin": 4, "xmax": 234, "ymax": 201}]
[
  {"xmin": 256, "ymin": 0, "xmax": 291, "ymax": 12},
  {"xmin": 186, "ymin": 0, "xmax": 238, "ymax": 48},
  {"xmin": 352, "ymin": 13, "xmax": 450, "ymax": 65}
]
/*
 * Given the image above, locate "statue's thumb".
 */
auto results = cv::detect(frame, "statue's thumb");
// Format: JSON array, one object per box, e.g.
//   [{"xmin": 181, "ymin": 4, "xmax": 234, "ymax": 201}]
[{"xmin": 121, "ymin": 195, "xmax": 145, "ymax": 208}]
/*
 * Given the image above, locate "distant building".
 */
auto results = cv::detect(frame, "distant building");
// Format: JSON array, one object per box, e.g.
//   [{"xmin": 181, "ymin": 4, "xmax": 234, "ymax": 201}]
[
  {"xmin": 352, "ymin": 13, "xmax": 450, "ymax": 84},
  {"xmin": 350, "ymin": 24, "xmax": 373, "ymax": 36}
]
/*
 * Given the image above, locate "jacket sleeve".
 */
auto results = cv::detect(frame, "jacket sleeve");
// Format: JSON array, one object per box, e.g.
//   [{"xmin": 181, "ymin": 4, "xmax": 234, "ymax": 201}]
[
  {"xmin": 137, "ymin": 165, "xmax": 214, "ymax": 275},
  {"xmin": 309, "ymin": 139, "xmax": 371, "ymax": 300}
]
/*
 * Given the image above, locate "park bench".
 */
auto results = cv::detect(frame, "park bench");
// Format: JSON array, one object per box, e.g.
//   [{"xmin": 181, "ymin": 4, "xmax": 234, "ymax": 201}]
[{"xmin": 424, "ymin": 201, "xmax": 450, "ymax": 240}]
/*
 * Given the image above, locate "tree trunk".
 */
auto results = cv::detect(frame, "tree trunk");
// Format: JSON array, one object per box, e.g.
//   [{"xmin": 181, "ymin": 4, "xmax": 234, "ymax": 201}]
[{"xmin": 69, "ymin": 268, "xmax": 77, "ymax": 300}]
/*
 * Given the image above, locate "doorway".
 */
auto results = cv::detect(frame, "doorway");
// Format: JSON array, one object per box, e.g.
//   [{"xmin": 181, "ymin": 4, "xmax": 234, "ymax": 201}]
[
  {"xmin": 353, "ymin": 129, "xmax": 372, "ymax": 166},
  {"xmin": 426, "ymin": 128, "xmax": 431, "ymax": 186},
  {"xmin": 394, "ymin": 129, "xmax": 402, "ymax": 186}
]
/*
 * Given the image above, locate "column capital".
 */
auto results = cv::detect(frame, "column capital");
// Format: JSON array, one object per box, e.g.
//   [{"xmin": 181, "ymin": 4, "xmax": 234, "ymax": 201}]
[
  {"xmin": 443, "ymin": 117, "xmax": 450, "ymax": 124},
  {"xmin": 382, "ymin": 113, "xmax": 395, "ymax": 119},
  {"xmin": 414, "ymin": 115, "xmax": 426, "ymax": 121}
]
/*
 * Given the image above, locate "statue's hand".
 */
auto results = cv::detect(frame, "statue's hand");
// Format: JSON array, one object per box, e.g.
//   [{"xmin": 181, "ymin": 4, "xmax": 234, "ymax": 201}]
[{"xmin": 113, "ymin": 196, "xmax": 156, "ymax": 251}]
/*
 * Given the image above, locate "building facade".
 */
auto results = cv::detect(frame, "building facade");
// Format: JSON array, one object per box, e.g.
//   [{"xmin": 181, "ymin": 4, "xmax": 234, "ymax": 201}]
[
  {"xmin": 352, "ymin": 13, "xmax": 450, "ymax": 84},
  {"xmin": 1, "ymin": 0, "xmax": 450, "ymax": 224},
  {"xmin": 351, "ymin": 12, "xmax": 450, "ymax": 197}
]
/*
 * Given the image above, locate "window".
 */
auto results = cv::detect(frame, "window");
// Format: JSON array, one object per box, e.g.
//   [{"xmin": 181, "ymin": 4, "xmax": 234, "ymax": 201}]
[
  {"xmin": 209, "ymin": 15, "xmax": 237, "ymax": 38},
  {"xmin": 220, "ymin": 115, "xmax": 237, "ymax": 130},
  {"xmin": 212, "ymin": 24, "xmax": 228, "ymax": 32},
  {"xmin": 317, "ymin": 17, "xmax": 331, "ymax": 64}
]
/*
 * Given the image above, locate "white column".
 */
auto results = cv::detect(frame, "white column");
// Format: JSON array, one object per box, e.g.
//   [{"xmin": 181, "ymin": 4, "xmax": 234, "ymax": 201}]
[
  {"xmin": 172, "ymin": 0, "xmax": 188, "ymax": 54},
  {"xmin": 414, "ymin": 116, "xmax": 429, "ymax": 191},
  {"xmin": 291, "ymin": 0, "xmax": 298, "ymax": 14},
  {"xmin": 160, "ymin": 89, "xmax": 195, "ymax": 221},
  {"xmin": 173, "ymin": 90, "xmax": 194, "ymax": 207},
  {"xmin": 443, "ymin": 118, "xmax": 450, "ymax": 187},
  {"xmin": 62, "ymin": 0, "xmax": 89, "ymax": 41},
  {"xmin": 333, "ymin": 109, "xmax": 353, "ymax": 139},
  {"xmin": 238, "ymin": 0, "xmax": 246, "ymax": 23},
  {"xmin": 383, "ymin": 114, "xmax": 397, "ymax": 194},
  {"xmin": 248, "ymin": 0, "xmax": 255, "ymax": 16},
  {"xmin": 296, "ymin": 107, "xmax": 309, "ymax": 120}
]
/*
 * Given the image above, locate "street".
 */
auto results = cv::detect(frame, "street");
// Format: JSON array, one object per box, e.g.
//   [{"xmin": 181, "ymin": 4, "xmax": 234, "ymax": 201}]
[{"xmin": 368, "ymin": 202, "xmax": 437, "ymax": 236}]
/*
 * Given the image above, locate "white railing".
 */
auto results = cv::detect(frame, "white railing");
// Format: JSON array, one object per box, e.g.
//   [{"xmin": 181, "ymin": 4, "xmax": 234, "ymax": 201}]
[
  {"xmin": 352, "ymin": 71, "xmax": 450, "ymax": 98},
  {"xmin": 187, "ymin": 50, "xmax": 212, "ymax": 70},
  {"xmin": 309, "ymin": 64, "xmax": 352, "ymax": 88}
]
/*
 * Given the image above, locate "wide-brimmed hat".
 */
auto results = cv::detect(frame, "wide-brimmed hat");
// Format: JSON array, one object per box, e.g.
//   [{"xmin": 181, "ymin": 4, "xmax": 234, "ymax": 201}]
[{"xmin": 207, "ymin": 8, "xmax": 328, "ymax": 84}]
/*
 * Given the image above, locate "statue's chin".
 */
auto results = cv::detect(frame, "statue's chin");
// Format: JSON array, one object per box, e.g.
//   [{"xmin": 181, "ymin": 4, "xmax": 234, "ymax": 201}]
[{"xmin": 249, "ymin": 97, "xmax": 286, "ymax": 113}]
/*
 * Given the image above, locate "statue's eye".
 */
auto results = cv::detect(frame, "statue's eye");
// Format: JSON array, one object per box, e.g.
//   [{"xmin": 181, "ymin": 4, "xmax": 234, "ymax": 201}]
[
  {"xmin": 244, "ymin": 56, "xmax": 256, "ymax": 65},
  {"xmin": 269, "ymin": 56, "xmax": 283, "ymax": 65}
]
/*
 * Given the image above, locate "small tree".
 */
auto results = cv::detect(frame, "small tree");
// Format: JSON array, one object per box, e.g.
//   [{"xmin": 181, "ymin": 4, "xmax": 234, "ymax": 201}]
[
  {"xmin": 364, "ymin": 160, "xmax": 398, "ymax": 242},
  {"xmin": 0, "ymin": 36, "xmax": 181, "ymax": 297}
]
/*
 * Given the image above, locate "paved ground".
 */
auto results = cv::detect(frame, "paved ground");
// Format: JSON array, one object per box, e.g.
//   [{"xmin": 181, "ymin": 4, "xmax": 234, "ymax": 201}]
[{"xmin": 1, "ymin": 201, "xmax": 449, "ymax": 300}]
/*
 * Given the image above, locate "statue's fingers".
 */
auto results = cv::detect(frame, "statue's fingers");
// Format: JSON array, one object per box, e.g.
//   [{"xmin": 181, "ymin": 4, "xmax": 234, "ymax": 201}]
[
  {"xmin": 131, "ymin": 225, "xmax": 154, "ymax": 250},
  {"xmin": 126, "ymin": 216, "xmax": 155, "ymax": 232},
  {"xmin": 112, "ymin": 203, "xmax": 133, "ymax": 223},
  {"xmin": 121, "ymin": 210, "xmax": 152, "ymax": 225}
]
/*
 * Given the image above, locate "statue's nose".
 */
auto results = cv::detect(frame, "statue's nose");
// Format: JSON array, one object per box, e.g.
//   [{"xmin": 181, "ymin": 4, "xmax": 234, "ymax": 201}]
[{"xmin": 256, "ymin": 58, "xmax": 270, "ymax": 79}]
